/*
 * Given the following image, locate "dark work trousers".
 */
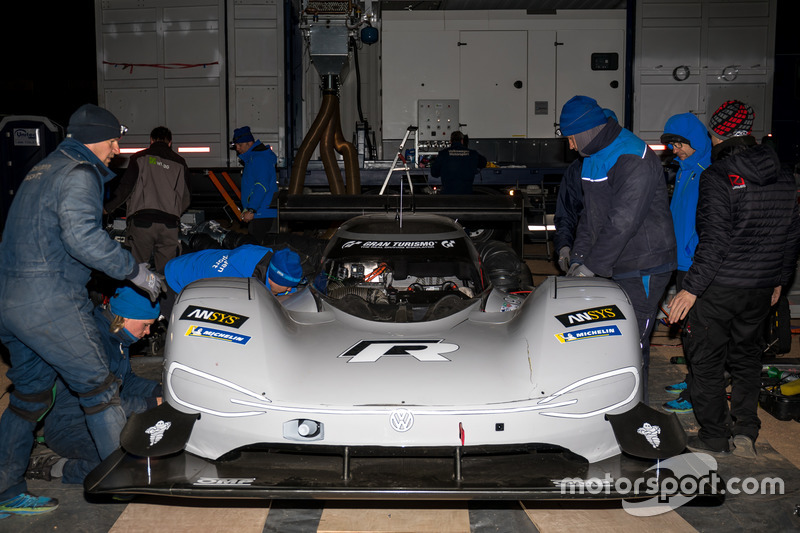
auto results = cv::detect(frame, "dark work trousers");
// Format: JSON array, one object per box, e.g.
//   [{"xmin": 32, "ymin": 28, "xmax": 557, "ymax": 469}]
[
  {"xmin": 675, "ymin": 270, "xmax": 693, "ymax": 402},
  {"xmin": 614, "ymin": 271, "xmax": 673, "ymax": 403},
  {"xmin": 248, "ymin": 217, "xmax": 278, "ymax": 244},
  {"xmin": 126, "ymin": 220, "xmax": 180, "ymax": 275},
  {"xmin": 683, "ymin": 284, "xmax": 772, "ymax": 449}
]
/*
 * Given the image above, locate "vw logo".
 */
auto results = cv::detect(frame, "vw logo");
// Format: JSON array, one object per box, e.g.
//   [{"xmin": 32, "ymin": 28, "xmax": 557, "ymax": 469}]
[{"xmin": 389, "ymin": 408, "xmax": 414, "ymax": 432}]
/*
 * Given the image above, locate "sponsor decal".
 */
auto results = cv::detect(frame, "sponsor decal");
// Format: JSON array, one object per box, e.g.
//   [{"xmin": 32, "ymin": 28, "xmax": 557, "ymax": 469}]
[
  {"xmin": 211, "ymin": 254, "xmax": 230, "ymax": 273},
  {"xmin": 340, "ymin": 239, "xmax": 451, "ymax": 250},
  {"xmin": 555, "ymin": 305, "xmax": 624, "ymax": 327},
  {"xmin": 180, "ymin": 305, "xmax": 249, "ymax": 328},
  {"xmin": 147, "ymin": 155, "xmax": 170, "ymax": 169},
  {"xmin": 14, "ymin": 127, "xmax": 40, "ymax": 147},
  {"xmin": 728, "ymin": 174, "xmax": 746, "ymax": 189},
  {"xmin": 389, "ymin": 408, "xmax": 414, "ymax": 432},
  {"xmin": 339, "ymin": 340, "xmax": 457, "ymax": 362},
  {"xmin": 193, "ymin": 477, "xmax": 256, "ymax": 486},
  {"xmin": 637, "ymin": 422, "xmax": 661, "ymax": 448},
  {"xmin": 554, "ymin": 325, "xmax": 622, "ymax": 344},
  {"xmin": 185, "ymin": 325, "xmax": 251, "ymax": 345},
  {"xmin": 145, "ymin": 420, "xmax": 172, "ymax": 446}
]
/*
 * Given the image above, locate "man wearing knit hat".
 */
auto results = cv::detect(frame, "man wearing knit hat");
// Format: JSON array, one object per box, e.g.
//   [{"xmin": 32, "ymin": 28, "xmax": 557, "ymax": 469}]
[
  {"xmin": 161, "ymin": 244, "xmax": 303, "ymax": 318},
  {"xmin": 231, "ymin": 126, "xmax": 279, "ymax": 242},
  {"xmin": 25, "ymin": 286, "xmax": 162, "ymax": 485},
  {"xmin": 558, "ymin": 95, "xmax": 676, "ymax": 402},
  {"xmin": 668, "ymin": 100, "xmax": 800, "ymax": 458},
  {"xmin": 0, "ymin": 103, "xmax": 162, "ymax": 517}
]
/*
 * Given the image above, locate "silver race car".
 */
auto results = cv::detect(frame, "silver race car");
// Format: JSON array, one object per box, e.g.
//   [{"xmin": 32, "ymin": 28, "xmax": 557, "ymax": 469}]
[{"xmin": 86, "ymin": 212, "xmax": 693, "ymax": 500}]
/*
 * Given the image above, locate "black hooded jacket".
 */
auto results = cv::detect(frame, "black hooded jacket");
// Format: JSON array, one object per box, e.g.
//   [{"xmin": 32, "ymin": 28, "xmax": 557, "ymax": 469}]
[{"xmin": 683, "ymin": 136, "xmax": 800, "ymax": 294}]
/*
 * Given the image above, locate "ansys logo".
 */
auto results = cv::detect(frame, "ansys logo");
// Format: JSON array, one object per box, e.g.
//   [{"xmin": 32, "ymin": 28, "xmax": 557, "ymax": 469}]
[
  {"xmin": 180, "ymin": 305, "xmax": 249, "ymax": 328},
  {"xmin": 555, "ymin": 305, "xmax": 625, "ymax": 327}
]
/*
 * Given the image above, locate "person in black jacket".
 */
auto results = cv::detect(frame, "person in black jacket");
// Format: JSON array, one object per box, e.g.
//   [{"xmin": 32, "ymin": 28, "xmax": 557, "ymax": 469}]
[
  {"xmin": 430, "ymin": 131, "xmax": 487, "ymax": 194},
  {"xmin": 669, "ymin": 100, "xmax": 800, "ymax": 457}
]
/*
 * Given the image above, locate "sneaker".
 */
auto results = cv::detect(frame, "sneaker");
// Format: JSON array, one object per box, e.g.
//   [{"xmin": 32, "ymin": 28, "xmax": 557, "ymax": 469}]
[
  {"xmin": 25, "ymin": 452, "xmax": 63, "ymax": 481},
  {"xmin": 732, "ymin": 434, "xmax": 757, "ymax": 458},
  {"xmin": 663, "ymin": 398, "xmax": 693, "ymax": 413},
  {"xmin": 665, "ymin": 381, "xmax": 688, "ymax": 394},
  {"xmin": 0, "ymin": 493, "xmax": 58, "ymax": 516},
  {"xmin": 686, "ymin": 435, "xmax": 730, "ymax": 457}
]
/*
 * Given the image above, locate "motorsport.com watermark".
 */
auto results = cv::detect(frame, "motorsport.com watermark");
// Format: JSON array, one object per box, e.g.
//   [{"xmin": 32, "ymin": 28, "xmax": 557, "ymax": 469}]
[
  {"xmin": 557, "ymin": 471, "xmax": 784, "ymax": 498},
  {"xmin": 554, "ymin": 451, "xmax": 784, "ymax": 516}
]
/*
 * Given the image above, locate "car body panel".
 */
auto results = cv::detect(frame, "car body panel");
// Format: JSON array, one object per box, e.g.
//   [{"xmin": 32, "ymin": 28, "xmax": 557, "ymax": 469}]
[{"xmin": 85, "ymin": 213, "xmax": 695, "ymax": 500}]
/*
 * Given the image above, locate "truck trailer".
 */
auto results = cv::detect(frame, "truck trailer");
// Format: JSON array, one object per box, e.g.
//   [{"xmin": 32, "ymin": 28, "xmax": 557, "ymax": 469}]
[{"xmin": 93, "ymin": 0, "xmax": 777, "ymax": 235}]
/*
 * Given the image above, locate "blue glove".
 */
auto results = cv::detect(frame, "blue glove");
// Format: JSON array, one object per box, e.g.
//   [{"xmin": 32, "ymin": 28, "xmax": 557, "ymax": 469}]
[{"xmin": 567, "ymin": 263, "xmax": 595, "ymax": 278}]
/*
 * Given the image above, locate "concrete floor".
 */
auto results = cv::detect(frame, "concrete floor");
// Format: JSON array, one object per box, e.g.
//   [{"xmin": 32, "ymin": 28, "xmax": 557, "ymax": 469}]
[{"xmin": 2, "ymin": 253, "xmax": 800, "ymax": 532}]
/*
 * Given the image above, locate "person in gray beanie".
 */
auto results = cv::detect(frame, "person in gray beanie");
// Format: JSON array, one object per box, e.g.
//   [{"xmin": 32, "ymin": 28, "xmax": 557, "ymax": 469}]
[{"xmin": 0, "ymin": 103, "xmax": 161, "ymax": 517}]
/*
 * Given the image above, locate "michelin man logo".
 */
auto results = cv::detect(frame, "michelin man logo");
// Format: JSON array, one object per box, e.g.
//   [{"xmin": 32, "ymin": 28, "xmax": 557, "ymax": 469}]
[
  {"xmin": 637, "ymin": 422, "xmax": 661, "ymax": 449},
  {"xmin": 145, "ymin": 420, "xmax": 172, "ymax": 446}
]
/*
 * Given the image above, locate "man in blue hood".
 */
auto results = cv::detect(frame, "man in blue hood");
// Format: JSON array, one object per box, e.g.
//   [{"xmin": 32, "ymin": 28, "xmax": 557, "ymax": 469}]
[{"xmin": 660, "ymin": 113, "xmax": 712, "ymax": 414}]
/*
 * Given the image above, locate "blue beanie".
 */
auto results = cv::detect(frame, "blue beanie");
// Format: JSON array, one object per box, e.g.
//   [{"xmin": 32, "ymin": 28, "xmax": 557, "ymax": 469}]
[
  {"xmin": 602, "ymin": 108, "xmax": 618, "ymax": 122},
  {"xmin": 268, "ymin": 248, "xmax": 303, "ymax": 287},
  {"xmin": 232, "ymin": 126, "xmax": 255, "ymax": 144},
  {"xmin": 559, "ymin": 96, "xmax": 607, "ymax": 136},
  {"xmin": 67, "ymin": 104, "xmax": 123, "ymax": 144},
  {"xmin": 110, "ymin": 286, "xmax": 161, "ymax": 320}
]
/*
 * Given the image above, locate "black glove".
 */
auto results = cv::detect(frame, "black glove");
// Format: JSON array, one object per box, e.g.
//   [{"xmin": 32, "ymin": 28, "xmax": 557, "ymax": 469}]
[
  {"xmin": 558, "ymin": 247, "xmax": 571, "ymax": 273},
  {"xmin": 128, "ymin": 263, "xmax": 162, "ymax": 302},
  {"xmin": 567, "ymin": 263, "xmax": 595, "ymax": 278}
]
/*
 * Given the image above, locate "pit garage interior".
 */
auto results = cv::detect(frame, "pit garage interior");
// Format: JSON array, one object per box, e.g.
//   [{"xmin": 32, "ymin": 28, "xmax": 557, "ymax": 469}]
[{"xmin": 2, "ymin": 0, "xmax": 800, "ymax": 532}]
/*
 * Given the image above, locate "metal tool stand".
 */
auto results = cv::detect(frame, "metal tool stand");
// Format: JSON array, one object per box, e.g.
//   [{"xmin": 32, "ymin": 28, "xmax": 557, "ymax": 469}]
[{"xmin": 379, "ymin": 126, "xmax": 418, "ymax": 195}]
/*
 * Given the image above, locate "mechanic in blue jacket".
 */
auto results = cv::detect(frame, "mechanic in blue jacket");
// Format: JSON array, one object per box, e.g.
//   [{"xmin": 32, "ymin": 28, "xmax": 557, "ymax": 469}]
[
  {"xmin": 559, "ymin": 96, "xmax": 677, "ymax": 401},
  {"xmin": 660, "ymin": 112, "xmax": 712, "ymax": 415},
  {"xmin": 163, "ymin": 245, "xmax": 303, "ymax": 319},
  {"xmin": 25, "ymin": 286, "xmax": 162, "ymax": 485},
  {"xmin": 430, "ymin": 131, "xmax": 487, "ymax": 194},
  {"xmin": 0, "ymin": 104, "xmax": 162, "ymax": 517},
  {"xmin": 231, "ymin": 126, "xmax": 279, "ymax": 242},
  {"xmin": 554, "ymin": 109, "xmax": 617, "ymax": 272}
]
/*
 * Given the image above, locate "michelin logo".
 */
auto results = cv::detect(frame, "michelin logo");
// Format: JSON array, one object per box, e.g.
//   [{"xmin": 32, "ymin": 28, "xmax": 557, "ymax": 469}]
[
  {"xmin": 554, "ymin": 325, "xmax": 621, "ymax": 344},
  {"xmin": 185, "ymin": 325, "xmax": 251, "ymax": 345}
]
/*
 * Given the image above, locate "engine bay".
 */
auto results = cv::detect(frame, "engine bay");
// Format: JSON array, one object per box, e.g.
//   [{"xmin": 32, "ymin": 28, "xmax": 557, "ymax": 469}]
[{"xmin": 316, "ymin": 258, "xmax": 482, "ymax": 322}]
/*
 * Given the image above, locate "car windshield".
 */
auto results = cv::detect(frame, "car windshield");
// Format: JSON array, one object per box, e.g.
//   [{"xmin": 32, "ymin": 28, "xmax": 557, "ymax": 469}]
[{"xmin": 311, "ymin": 233, "xmax": 484, "ymax": 323}]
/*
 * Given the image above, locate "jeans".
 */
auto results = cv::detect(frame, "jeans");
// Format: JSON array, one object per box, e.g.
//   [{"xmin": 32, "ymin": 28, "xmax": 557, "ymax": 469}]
[
  {"xmin": 43, "ymin": 380, "xmax": 102, "ymax": 484},
  {"xmin": 0, "ymin": 276, "xmax": 126, "ymax": 500}
]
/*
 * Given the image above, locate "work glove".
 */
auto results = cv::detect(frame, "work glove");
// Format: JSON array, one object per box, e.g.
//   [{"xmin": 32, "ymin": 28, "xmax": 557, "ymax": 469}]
[
  {"xmin": 128, "ymin": 263, "xmax": 162, "ymax": 302},
  {"xmin": 557, "ymin": 246, "xmax": 571, "ymax": 273},
  {"xmin": 567, "ymin": 263, "xmax": 595, "ymax": 278}
]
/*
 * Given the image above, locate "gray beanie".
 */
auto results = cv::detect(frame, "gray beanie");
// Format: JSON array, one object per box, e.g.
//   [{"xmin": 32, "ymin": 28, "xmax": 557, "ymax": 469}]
[{"xmin": 67, "ymin": 104, "xmax": 123, "ymax": 144}]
